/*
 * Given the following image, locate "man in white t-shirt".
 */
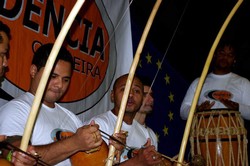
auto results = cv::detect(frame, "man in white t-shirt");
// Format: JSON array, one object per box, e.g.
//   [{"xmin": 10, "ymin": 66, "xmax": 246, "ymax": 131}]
[
  {"xmin": 180, "ymin": 41, "xmax": 250, "ymax": 120},
  {"xmin": 0, "ymin": 21, "xmax": 12, "ymax": 106},
  {"xmin": 0, "ymin": 22, "xmax": 36, "ymax": 166},
  {"xmin": 0, "ymin": 43, "xmax": 103, "ymax": 166},
  {"xmin": 85, "ymin": 74, "xmax": 163, "ymax": 165},
  {"xmin": 134, "ymin": 76, "xmax": 158, "ymax": 149},
  {"xmin": 180, "ymin": 40, "xmax": 250, "ymax": 164}
]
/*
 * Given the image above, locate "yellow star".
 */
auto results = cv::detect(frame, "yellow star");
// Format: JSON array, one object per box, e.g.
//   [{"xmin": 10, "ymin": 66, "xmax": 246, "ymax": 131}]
[
  {"xmin": 145, "ymin": 53, "xmax": 152, "ymax": 64},
  {"xmin": 164, "ymin": 73, "xmax": 170, "ymax": 84},
  {"xmin": 163, "ymin": 125, "xmax": 168, "ymax": 136},
  {"xmin": 168, "ymin": 111, "xmax": 174, "ymax": 121},
  {"xmin": 156, "ymin": 59, "xmax": 162, "ymax": 70},
  {"xmin": 168, "ymin": 92, "xmax": 174, "ymax": 103}
]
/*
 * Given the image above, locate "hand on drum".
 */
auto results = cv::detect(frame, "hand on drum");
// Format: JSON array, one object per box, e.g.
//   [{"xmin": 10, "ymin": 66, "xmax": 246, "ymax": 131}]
[
  {"xmin": 197, "ymin": 101, "xmax": 215, "ymax": 111},
  {"xmin": 219, "ymin": 99, "xmax": 239, "ymax": 110}
]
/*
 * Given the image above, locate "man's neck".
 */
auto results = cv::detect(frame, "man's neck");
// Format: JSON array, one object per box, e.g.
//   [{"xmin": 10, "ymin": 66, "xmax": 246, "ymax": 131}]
[
  {"xmin": 213, "ymin": 68, "xmax": 231, "ymax": 75},
  {"xmin": 28, "ymin": 90, "xmax": 55, "ymax": 108},
  {"xmin": 111, "ymin": 108, "xmax": 135, "ymax": 125},
  {"xmin": 134, "ymin": 112, "xmax": 146, "ymax": 125}
]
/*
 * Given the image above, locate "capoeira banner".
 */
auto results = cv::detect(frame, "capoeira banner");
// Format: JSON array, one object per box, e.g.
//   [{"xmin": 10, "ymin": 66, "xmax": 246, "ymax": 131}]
[{"xmin": 0, "ymin": 0, "xmax": 133, "ymax": 121}]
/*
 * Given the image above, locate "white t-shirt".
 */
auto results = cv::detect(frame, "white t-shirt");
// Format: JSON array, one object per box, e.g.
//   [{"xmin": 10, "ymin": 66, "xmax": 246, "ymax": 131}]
[
  {"xmin": 144, "ymin": 125, "xmax": 158, "ymax": 149},
  {"xmin": 0, "ymin": 98, "xmax": 8, "ymax": 107},
  {"xmin": 84, "ymin": 110, "xmax": 158, "ymax": 162},
  {"xmin": 0, "ymin": 92, "xmax": 83, "ymax": 166},
  {"xmin": 180, "ymin": 72, "xmax": 250, "ymax": 120}
]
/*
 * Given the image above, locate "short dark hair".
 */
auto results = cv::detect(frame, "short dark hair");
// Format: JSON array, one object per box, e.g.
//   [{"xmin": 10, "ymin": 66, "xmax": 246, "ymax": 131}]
[
  {"xmin": 32, "ymin": 43, "xmax": 74, "ymax": 71},
  {"xmin": 215, "ymin": 40, "xmax": 238, "ymax": 56},
  {"xmin": 113, "ymin": 74, "xmax": 143, "ymax": 90},
  {"xmin": 0, "ymin": 21, "xmax": 11, "ymax": 42},
  {"xmin": 113, "ymin": 74, "xmax": 129, "ymax": 90}
]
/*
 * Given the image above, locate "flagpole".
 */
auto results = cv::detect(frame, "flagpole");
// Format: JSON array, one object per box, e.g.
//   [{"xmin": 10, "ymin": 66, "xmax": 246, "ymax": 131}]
[
  {"xmin": 20, "ymin": 0, "xmax": 86, "ymax": 151},
  {"xmin": 177, "ymin": 0, "xmax": 243, "ymax": 165},
  {"xmin": 105, "ymin": 0, "xmax": 162, "ymax": 165}
]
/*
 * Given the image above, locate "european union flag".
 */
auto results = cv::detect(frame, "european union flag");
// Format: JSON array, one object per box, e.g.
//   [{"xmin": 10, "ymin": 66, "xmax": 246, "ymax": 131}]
[{"xmin": 132, "ymin": 24, "xmax": 190, "ymax": 160}]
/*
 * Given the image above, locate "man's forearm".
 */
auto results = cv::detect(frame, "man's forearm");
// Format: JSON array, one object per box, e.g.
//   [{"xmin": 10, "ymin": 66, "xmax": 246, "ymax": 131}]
[{"xmin": 34, "ymin": 137, "xmax": 80, "ymax": 165}]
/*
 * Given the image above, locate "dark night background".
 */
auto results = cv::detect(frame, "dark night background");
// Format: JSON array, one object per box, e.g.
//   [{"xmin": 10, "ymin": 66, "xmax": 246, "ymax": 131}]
[
  {"xmin": 130, "ymin": 0, "xmax": 250, "ymax": 83},
  {"xmin": 130, "ymin": 0, "xmax": 250, "ymax": 162}
]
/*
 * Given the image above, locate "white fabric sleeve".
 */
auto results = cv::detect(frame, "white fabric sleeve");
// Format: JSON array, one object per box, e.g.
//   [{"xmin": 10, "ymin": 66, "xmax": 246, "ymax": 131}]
[
  {"xmin": 238, "ymin": 78, "xmax": 250, "ymax": 120},
  {"xmin": 180, "ymin": 79, "xmax": 198, "ymax": 120}
]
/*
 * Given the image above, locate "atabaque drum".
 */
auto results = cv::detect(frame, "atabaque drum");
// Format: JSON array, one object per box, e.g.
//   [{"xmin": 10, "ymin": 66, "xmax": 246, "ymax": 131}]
[{"xmin": 190, "ymin": 109, "xmax": 248, "ymax": 166}]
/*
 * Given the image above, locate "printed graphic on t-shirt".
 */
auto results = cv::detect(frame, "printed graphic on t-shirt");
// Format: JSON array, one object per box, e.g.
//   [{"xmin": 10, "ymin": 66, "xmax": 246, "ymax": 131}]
[
  {"xmin": 205, "ymin": 90, "xmax": 233, "ymax": 101},
  {"xmin": 51, "ymin": 128, "xmax": 74, "ymax": 141}
]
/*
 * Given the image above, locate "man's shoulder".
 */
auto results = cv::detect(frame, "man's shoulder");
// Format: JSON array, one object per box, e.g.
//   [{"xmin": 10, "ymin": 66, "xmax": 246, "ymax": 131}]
[
  {"xmin": 146, "ymin": 126, "xmax": 157, "ymax": 136},
  {"xmin": 231, "ymin": 72, "xmax": 249, "ymax": 80},
  {"xmin": 56, "ymin": 105, "xmax": 77, "ymax": 118},
  {"xmin": 0, "ymin": 98, "xmax": 8, "ymax": 108},
  {"xmin": 0, "ymin": 92, "xmax": 32, "ymax": 111},
  {"xmin": 84, "ymin": 110, "xmax": 112, "ymax": 125},
  {"xmin": 132, "ymin": 120, "xmax": 149, "ymax": 131},
  {"xmin": 92, "ymin": 110, "xmax": 111, "ymax": 119}
]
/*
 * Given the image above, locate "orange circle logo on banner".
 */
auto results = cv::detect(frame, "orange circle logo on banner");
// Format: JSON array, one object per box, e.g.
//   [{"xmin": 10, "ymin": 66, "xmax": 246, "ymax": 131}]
[{"xmin": 2, "ymin": 0, "xmax": 116, "ymax": 113}]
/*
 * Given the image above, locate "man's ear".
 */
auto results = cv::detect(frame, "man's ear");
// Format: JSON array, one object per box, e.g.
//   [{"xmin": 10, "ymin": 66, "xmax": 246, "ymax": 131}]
[
  {"xmin": 110, "ymin": 90, "xmax": 114, "ymax": 103},
  {"xmin": 30, "ymin": 64, "xmax": 38, "ymax": 78}
]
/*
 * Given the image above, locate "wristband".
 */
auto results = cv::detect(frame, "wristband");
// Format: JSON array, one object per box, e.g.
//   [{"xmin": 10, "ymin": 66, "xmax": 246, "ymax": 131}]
[{"xmin": 6, "ymin": 150, "xmax": 13, "ymax": 162}]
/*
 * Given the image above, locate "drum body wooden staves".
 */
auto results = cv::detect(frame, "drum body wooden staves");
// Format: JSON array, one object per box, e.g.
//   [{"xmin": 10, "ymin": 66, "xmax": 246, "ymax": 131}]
[{"xmin": 190, "ymin": 109, "xmax": 248, "ymax": 166}]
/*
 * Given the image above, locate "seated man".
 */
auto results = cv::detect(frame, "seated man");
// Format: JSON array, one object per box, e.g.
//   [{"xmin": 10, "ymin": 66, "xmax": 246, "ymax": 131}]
[
  {"xmin": 0, "ymin": 43, "xmax": 102, "ymax": 165},
  {"xmin": 134, "ymin": 76, "xmax": 158, "ymax": 149},
  {"xmin": 84, "ymin": 74, "xmax": 162, "ymax": 165},
  {"xmin": 0, "ymin": 21, "xmax": 12, "ymax": 106}
]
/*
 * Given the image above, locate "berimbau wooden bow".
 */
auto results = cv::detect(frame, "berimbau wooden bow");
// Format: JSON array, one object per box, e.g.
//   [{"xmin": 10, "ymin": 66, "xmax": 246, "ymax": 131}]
[
  {"xmin": 20, "ymin": 0, "xmax": 86, "ymax": 151},
  {"xmin": 105, "ymin": 0, "xmax": 162, "ymax": 165},
  {"xmin": 177, "ymin": 0, "xmax": 243, "ymax": 165},
  {"xmin": 19, "ymin": 0, "xmax": 161, "ymax": 165}
]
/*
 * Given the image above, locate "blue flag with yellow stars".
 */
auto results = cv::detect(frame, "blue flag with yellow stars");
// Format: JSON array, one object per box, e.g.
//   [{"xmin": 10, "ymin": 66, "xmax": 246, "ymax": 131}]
[{"xmin": 132, "ymin": 22, "xmax": 190, "ymax": 160}]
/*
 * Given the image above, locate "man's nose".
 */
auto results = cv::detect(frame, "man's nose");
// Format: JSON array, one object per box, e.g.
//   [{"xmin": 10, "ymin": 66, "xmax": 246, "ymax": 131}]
[
  {"xmin": 55, "ymin": 78, "xmax": 63, "ymax": 88},
  {"xmin": 2, "ymin": 56, "xmax": 8, "ymax": 67}
]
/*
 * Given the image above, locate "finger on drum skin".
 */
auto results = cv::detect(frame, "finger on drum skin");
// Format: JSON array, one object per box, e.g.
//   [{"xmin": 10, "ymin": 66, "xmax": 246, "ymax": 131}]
[
  {"xmin": 210, "ymin": 101, "xmax": 215, "ymax": 107},
  {"xmin": 203, "ymin": 101, "xmax": 209, "ymax": 105}
]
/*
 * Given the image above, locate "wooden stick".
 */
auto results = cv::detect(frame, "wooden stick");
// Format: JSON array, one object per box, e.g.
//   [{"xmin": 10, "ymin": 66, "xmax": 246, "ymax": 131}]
[
  {"xmin": 177, "ymin": 0, "xmax": 243, "ymax": 165},
  {"xmin": 105, "ymin": 0, "xmax": 162, "ymax": 165},
  {"xmin": 20, "ymin": 0, "xmax": 86, "ymax": 151}
]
